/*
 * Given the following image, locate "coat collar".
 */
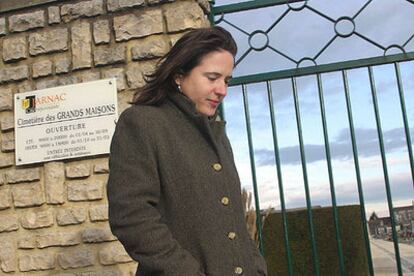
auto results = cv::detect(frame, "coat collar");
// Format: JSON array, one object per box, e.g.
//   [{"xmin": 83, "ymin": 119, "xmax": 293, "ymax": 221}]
[{"xmin": 166, "ymin": 92, "xmax": 226, "ymax": 160}]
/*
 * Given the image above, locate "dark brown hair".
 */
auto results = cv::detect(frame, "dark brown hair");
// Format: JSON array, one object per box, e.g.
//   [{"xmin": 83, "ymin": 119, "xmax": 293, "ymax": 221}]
[{"xmin": 132, "ymin": 26, "xmax": 237, "ymax": 105}]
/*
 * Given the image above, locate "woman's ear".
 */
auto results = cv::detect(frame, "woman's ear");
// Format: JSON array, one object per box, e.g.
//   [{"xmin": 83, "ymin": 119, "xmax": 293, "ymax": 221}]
[{"xmin": 174, "ymin": 74, "xmax": 182, "ymax": 86}]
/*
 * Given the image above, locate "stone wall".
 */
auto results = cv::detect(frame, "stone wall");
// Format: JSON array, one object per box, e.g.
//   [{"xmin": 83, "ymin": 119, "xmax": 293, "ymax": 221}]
[{"xmin": 0, "ymin": 0, "xmax": 210, "ymax": 274}]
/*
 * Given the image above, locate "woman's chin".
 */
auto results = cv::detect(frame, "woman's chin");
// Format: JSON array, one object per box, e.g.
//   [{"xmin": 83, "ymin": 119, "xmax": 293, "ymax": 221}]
[{"xmin": 198, "ymin": 107, "xmax": 216, "ymax": 117}]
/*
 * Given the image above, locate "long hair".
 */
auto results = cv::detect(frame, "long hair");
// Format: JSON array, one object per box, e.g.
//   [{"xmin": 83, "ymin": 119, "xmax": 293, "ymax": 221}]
[{"xmin": 132, "ymin": 26, "xmax": 237, "ymax": 105}]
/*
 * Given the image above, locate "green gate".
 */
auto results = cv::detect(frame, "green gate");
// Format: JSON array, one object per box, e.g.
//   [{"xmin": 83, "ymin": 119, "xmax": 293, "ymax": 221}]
[{"xmin": 210, "ymin": 1, "xmax": 414, "ymax": 275}]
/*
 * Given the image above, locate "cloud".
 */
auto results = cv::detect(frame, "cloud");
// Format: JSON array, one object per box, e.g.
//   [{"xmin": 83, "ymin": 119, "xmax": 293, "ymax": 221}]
[
  {"xmin": 254, "ymin": 127, "xmax": 412, "ymax": 166},
  {"xmin": 247, "ymin": 160, "xmax": 414, "ymax": 213}
]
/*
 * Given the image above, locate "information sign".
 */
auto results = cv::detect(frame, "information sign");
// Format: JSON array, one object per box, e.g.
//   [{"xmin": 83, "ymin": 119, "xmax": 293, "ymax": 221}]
[{"xmin": 14, "ymin": 78, "xmax": 118, "ymax": 165}]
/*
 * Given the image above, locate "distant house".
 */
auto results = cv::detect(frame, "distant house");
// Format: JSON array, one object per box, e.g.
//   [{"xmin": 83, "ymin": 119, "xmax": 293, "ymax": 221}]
[
  {"xmin": 368, "ymin": 212, "xmax": 392, "ymax": 237},
  {"xmin": 368, "ymin": 202, "xmax": 413, "ymax": 237},
  {"xmin": 394, "ymin": 204, "xmax": 414, "ymax": 235}
]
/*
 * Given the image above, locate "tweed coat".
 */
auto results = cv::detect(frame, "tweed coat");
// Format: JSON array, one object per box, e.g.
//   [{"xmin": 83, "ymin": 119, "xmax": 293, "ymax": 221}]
[{"xmin": 107, "ymin": 92, "xmax": 267, "ymax": 276}]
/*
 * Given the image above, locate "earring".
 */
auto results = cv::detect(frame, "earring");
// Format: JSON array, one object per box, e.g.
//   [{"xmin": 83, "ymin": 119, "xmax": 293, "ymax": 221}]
[{"xmin": 177, "ymin": 85, "xmax": 182, "ymax": 93}]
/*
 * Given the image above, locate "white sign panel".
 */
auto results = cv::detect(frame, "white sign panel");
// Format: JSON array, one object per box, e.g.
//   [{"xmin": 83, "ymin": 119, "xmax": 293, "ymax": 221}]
[{"xmin": 14, "ymin": 78, "xmax": 118, "ymax": 165}]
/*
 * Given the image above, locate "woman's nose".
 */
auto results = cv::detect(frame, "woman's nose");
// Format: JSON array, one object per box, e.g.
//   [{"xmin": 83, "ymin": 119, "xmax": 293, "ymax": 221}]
[{"xmin": 214, "ymin": 81, "xmax": 227, "ymax": 96}]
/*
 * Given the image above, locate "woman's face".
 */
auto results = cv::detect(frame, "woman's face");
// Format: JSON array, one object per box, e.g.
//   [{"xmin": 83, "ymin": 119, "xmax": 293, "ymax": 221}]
[{"xmin": 175, "ymin": 50, "xmax": 234, "ymax": 116}]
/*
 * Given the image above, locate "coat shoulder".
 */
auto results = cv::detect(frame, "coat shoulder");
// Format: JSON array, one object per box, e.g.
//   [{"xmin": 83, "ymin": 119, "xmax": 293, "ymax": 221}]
[{"xmin": 118, "ymin": 103, "xmax": 170, "ymax": 127}]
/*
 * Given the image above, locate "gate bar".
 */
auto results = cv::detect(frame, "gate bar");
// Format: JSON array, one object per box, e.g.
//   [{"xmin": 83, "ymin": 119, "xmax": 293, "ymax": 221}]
[
  {"xmin": 368, "ymin": 66, "xmax": 403, "ymax": 276},
  {"xmin": 266, "ymin": 81, "xmax": 294, "ymax": 276},
  {"xmin": 242, "ymin": 84, "xmax": 265, "ymax": 254},
  {"xmin": 316, "ymin": 74, "xmax": 346, "ymax": 275},
  {"xmin": 212, "ymin": 0, "xmax": 305, "ymax": 15},
  {"xmin": 291, "ymin": 77, "xmax": 320, "ymax": 275},
  {"xmin": 394, "ymin": 62, "xmax": 414, "ymax": 188},
  {"xmin": 229, "ymin": 52, "xmax": 414, "ymax": 86},
  {"xmin": 342, "ymin": 70, "xmax": 375, "ymax": 276}
]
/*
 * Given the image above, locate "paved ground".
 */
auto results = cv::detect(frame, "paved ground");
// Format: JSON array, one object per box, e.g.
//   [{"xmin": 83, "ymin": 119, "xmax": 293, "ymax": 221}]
[{"xmin": 370, "ymin": 238, "xmax": 414, "ymax": 275}]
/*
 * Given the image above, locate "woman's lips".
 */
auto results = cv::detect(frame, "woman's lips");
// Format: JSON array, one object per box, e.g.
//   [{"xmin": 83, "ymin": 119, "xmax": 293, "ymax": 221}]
[{"xmin": 207, "ymin": 99, "xmax": 220, "ymax": 108}]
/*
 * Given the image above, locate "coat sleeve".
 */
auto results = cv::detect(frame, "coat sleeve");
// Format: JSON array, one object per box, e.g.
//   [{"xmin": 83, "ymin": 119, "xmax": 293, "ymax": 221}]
[{"xmin": 107, "ymin": 107, "xmax": 204, "ymax": 276}]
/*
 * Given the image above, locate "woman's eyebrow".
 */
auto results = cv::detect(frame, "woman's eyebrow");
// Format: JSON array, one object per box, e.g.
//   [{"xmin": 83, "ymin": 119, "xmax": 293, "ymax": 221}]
[
  {"xmin": 204, "ymin": 72, "xmax": 221, "ymax": 77},
  {"xmin": 204, "ymin": 72, "xmax": 233, "ymax": 78}
]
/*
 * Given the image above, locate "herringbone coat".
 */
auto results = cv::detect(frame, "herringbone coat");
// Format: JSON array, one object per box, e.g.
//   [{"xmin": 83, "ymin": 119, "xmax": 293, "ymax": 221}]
[{"xmin": 107, "ymin": 92, "xmax": 267, "ymax": 276}]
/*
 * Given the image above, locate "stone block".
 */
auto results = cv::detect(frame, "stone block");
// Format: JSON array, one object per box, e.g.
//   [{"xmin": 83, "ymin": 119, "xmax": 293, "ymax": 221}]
[
  {"xmin": 81, "ymin": 270, "xmax": 123, "ymax": 276},
  {"xmin": 19, "ymin": 253, "xmax": 55, "ymax": 272},
  {"xmin": 93, "ymin": 160, "xmax": 108, "ymax": 174},
  {"xmin": 67, "ymin": 181, "xmax": 104, "ymax": 201},
  {"xmin": 131, "ymin": 36, "xmax": 169, "ymax": 60},
  {"xmin": 18, "ymin": 237, "xmax": 36, "ymax": 249},
  {"xmin": 102, "ymin": 68, "xmax": 125, "ymax": 91},
  {"xmin": 36, "ymin": 75, "xmax": 80, "ymax": 90},
  {"xmin": 35, "ymin": 79, "xmax": 58, "ymax": 90},
  {"xmin": 93, "ymin": 20, "xmax": 110, "ymax": 45},
  {"xmin": 44, "ymin": 162, "xmax": 65, "ymax": 204},
  {"xmin": 16, "ymin": 81, "xmax": 33, "ymax": 93},
  {"xmin": 29, "ymin": 27, "xmax": 68, "ymax": 56},
  {"xmin": 66, "ymin": 163, "xmax": 90, "ymax": 179},
  {"xmin": 169, "ymin": 33, "xmax": 184, "ymax": 46},
  {"xmin": 57, "ymin": 207, "xmax": 87, "ymax": 226},
  {"xmin": 0, "ymin": 152, "xmax": 14, "ymax": 168},
  {"xmin": 117, "ymin": 90, "xmax": 133, "ymax": 114},
  {"xmin": 0, "ymin": 18, "xmax": 6, "ymax": 36},
  {"xmin": 113, "ymin": 10, "xmax": 163, "ymax": 42},
  {"xmin": 37, "ymin": 232, "xmax": 81, "ymax": 248},
  {"xmin": 2, "ymin": 35, "xmax": 27, "ymax": 62},
  {"xmin": 55, "ymin": 58, "xmax": 71, "ymax": 74},
  {"xmin": 32, "ymin": 60, "xmax": 53, "ymax": 78},
  {"xmin": 48, "ymin": 6, "xmax": 61, "ymax": 24},
  {"xmin": 99, "ymin": 242, "xmax": 132, "ymax": 265},
  {"xmin": 9, "ymin": 10, "xmax": 45, "ymax": 33},
  {"xmin": 0, "ymin": 114, "xmax": 14, "ymax": 131},
  {"xmin": 1, "ymin": 131, "xmax": 15, "ymax": 152},
  {"xmin": 107, "ymin": 0, "xmax": 145, "ymax": 12},
  {"xmin": 164, "ymin": 1, "xmax": 206, "ymax": 32},
  {"xmin": 5, "ymin": 167, "xmax": 40, "ymax": 184},
  {"xmin": 57, "ymin": 249, "xmax": 95, "ymax": 269},
  {"xmin": 82, "ymin": 227, "xmax": 117, "ymax": 243},
  {"xmin": 89, "ymin": 204, "xmax": 109, "ymax": 221},
  {"xmin": 0, "ymin": 87, "xmax": 13, "ymax": 111},
  {"xmin": 80, "ymin": 71, "xmax": 100, "ymax": 83},
  {"xmin": 0, "ymin": 241, "xmax": 16, "ymax": 272},
  {"xmin": 12, "ymin": 182, "xmax": 45, "ymax": 208},
  {"xmin": 126, "ymin": 62, "xmax": 155, "ymax": 89},
  {"xmin": 147, "ymin": 0, "xmax": 175, "ymax": 4},
  {"xmin": 0, "ymin": 215, "xmax": 19, "ymax": 232},
  {"xmin": 72, "ymin": 21, "xmax": 92, "ymax": 70},
  {"xmin": 197, "ymin": 0, "xmax": 210, "ymax": 13},
  {"xmin": 61, "ymin": 0, "xmax": 104, "ymax": 23},
  {"xmin": 94, "ymin": 44, "xmax": 126, "ymax": 66},
  {"xmin": 0, "ymin": 65, "xmax": 29, "ymax": 83},
  {"xmin": 0, "ymin": 188, "xmax": 11, "ymax": 210},
  {"xmin": 20, "ymin": 209, "xmax": 54, "ymax": 229}
]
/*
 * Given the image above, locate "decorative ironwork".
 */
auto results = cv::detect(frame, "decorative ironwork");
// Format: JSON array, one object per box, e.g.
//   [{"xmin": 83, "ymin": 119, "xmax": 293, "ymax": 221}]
[{"xmin": 213, "ymin": 0, "xmax": 414, "ymax": 80}]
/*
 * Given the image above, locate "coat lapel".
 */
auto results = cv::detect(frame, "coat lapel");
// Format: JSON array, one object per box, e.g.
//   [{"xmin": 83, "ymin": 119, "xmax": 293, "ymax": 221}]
[{"xmin": 167, "ymin": 92, "xmax": 225, "ymax": 160}]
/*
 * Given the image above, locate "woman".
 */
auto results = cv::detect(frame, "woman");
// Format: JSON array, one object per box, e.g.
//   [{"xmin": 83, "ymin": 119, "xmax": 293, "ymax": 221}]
[{"xmin": 107, "ymin": 26, "xmax": 267, "ymax": 276}]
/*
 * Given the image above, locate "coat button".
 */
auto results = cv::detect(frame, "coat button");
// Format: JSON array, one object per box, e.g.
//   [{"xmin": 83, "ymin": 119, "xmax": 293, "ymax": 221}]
[
  {"xmin": 234, "ymin": 266, "xmax": 243, "ymax": 275},
  {"xmin": 221, "ymin": 197, "xmax": 229, "ymax": 206},
  {"xmin": 228, "ymin": 232, "xmax": 236, "ymax": 240},
  {"xmin": 212, "ymin": 163, "xmax": 222, "ymax": 171}
]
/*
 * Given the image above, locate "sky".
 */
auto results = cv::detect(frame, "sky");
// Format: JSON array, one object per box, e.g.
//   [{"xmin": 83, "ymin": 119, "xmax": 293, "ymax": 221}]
[{"xmin": 214, "ymin": 0, "xmax": 414, "ymax": 218}]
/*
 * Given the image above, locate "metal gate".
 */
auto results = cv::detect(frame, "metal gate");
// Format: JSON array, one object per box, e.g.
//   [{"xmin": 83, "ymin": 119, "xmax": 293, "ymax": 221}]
[{"xmin": 210, "ymin": 1, "xmax": 414, "ymax": 275}]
